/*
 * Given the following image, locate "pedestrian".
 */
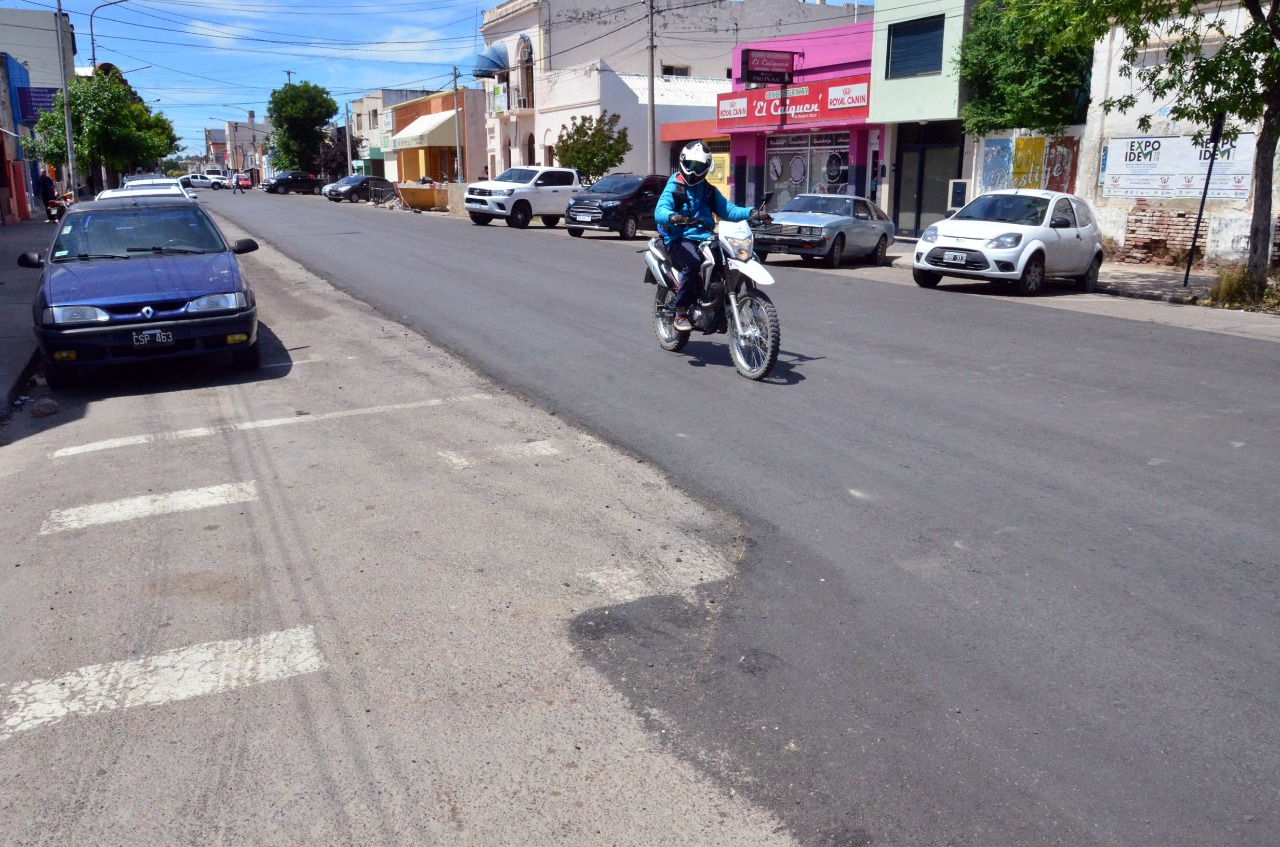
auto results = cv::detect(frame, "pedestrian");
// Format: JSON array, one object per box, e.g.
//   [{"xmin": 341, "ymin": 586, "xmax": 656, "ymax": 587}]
[
  {"xmin": 230, "ymin": 173, "xmax": 244, "ymax": 194},
  {"xmin": 38, "ymin": 171, "xmax": 57, "ymax": 222}
]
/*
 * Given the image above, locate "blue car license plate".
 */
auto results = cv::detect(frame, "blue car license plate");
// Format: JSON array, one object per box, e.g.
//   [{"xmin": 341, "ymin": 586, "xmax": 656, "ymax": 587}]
[{"xmin": 132, "ymin": 329, "xmax": 174, "ymax": 347}]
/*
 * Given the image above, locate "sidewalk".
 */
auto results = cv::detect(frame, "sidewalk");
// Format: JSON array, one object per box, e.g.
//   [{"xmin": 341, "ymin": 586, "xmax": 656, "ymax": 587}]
[{"xmin": 0, "ymin": 218, "xmax": 48, "ymax": 409}]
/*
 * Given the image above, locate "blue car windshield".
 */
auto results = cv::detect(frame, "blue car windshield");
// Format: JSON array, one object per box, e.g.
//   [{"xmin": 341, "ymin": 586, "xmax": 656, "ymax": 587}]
[
  {"xmin": 780, "ymin": 195, "xmax": 852, "ymax": 217},
  {"xmin": 955, "ymin": 194, "xmax": 1050, "ymax": 226},
  {"xmin": 51, "ymin": 207, "xmax": 226, "ymax": 261}
]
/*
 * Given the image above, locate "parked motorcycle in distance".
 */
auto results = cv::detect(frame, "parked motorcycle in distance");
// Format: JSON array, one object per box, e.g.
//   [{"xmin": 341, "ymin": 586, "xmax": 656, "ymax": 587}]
[
  {"xmin": 47, "ymin": 192, "xmax": 74, "ymax": 223},
  {"xmin": 642, "ymin": 192, "xmax": 780, "ymax": 380}
]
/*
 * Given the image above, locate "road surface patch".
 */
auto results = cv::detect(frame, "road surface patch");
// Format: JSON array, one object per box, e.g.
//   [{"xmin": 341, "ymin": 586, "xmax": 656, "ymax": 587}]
[{"xmin": 437, "ymin": 439, "xmax": 561, "ymax": 469}]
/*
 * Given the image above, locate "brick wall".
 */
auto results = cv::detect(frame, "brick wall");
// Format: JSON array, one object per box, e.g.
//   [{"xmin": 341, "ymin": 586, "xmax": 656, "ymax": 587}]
[{"xmin": 1116, "ymin": 199, "xmax": 1200, "ymax": 265}]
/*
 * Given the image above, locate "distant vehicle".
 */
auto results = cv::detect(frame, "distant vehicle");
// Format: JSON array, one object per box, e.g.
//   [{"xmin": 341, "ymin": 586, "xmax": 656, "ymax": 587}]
[
  {"xmin": 323, "ymin": 174, "xmax": 395, "ymax": 203},
  {"xmin": 261, "ymin": 171, "xmax": 323, "ymax": 195},
  {"xmin": 233, "ymin": 173, "xmax": 252, "ymax": 189},
  {"xmin": 754, "ymin": 193, "xmax": 895, "ymax": 268},
  {"xmin": 17, "ymin": 194, "xmax": 261, "ymax": 388},
  {"xmin": 121, "ymin": 172, "xmax": 167, "ymax": 186},
  {"xmin": 100, "ymin": 179, "xmax": 198, "ymax": 202},
  {"xmin": 565, "ymin": 173, "xmax": 665, "ymax": 239},
  {"xmin": 180, "ymin": 173, "xmax": 218, "ymax": 190},
  {"xmin": 465, "ymin": 165, "xmax": 580, "ymax": 228},
  {"xmin": 202, "ymin": 167, "xmax": 228, "ymax": 180},
  {"xmin": 912, "ymin": 189, "xmax": 1105, "ymax": 295}
]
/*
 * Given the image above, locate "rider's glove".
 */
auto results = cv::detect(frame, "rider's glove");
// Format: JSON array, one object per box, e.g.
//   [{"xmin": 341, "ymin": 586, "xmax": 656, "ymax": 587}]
[
  {"xmin": 750, "ymin": 210, "xmax": 773, "ymax": 225},
  {"xmin": 668, "ymin": 214, "xmax": 690, "ymax": 226}
]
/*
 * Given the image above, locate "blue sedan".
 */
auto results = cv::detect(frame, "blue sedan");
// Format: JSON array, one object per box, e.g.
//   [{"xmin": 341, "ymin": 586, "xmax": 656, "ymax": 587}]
[
  {"xmin": 754, "ymin": 193, "xmax": 895, "ymax": 268},
  {"xmin": 18, "ymin": 195, "xmax": 261, "ymax": 388}
]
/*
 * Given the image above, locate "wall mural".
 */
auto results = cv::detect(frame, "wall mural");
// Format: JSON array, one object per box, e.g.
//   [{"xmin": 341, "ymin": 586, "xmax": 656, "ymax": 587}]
[{"xmin": 980, "ymin": 137, "xmax": 1079, "ymax": 195}]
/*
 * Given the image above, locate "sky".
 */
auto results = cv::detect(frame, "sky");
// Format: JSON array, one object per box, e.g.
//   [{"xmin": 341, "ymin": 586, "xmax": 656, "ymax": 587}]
[{"xmin": 11, "ymin": 0, "xmax": 493, "ymax": 156}]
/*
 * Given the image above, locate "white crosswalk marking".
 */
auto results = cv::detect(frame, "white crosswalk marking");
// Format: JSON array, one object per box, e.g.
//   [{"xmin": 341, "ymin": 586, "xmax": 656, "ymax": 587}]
[
  {"xmin": 437, "ymin": 440, "xmax": 561, "ymax": 469},
  {"xmin": 0, "ymin": 626, "xmax": 325, "ymax": 741},
  {"xmin": 39, "ymin": 481, "xmax": 259, "ymax": 535}
]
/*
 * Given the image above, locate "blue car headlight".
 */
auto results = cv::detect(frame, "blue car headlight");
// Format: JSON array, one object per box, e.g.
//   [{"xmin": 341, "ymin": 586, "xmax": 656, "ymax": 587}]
[
  {"xmin": 187, "ymin": 292, "xmax": 247, "ymax": 313},
  {"xmin": 985, "ymin": 232, "xmax": 1023, "ymax": 249},
  {"xmin": 43, "ymin": 305, "xmax": 110, "ymax": 325},
  {"xmin": 799, "ymin": 226, "xmax": 822, "ymax": 237},
  {"xmin": 921, "ymin": 225, "xmax": 939, "ymax": 243}
]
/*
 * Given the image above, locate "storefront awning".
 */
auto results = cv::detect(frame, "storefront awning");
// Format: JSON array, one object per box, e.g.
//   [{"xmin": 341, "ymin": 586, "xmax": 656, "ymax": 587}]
[
  {"xmin": 472, "ymin": 44, "xmax": 509, "ymax": 79},
  {"xmin": 390, "ymin": 110, "xmax": 458, "ymax": 151}
]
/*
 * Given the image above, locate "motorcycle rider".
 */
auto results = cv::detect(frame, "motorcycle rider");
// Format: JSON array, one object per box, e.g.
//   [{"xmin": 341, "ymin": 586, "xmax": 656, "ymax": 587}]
[{"xmin": 655, "ymin": 140, "xmax": 769, "ymax": 332}]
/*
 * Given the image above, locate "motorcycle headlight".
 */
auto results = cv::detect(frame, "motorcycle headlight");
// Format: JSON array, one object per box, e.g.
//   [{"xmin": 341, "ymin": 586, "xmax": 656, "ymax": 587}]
[
  {"xmin": 601, "ymin": 200, "xmax": 620, "ymax": 208},
  {"xmin": 724, "ymin": 234, "xmax": 754, "ymax": 262},
  {"xmin": 43, "ymin": 305, "xmax": 110, "ymax": 325},
  {"xmin": 921, "ymin": 225, "xmax": 939, "ymax": 243},
  {"xmin": 187, "ymin": 292, "xmax": 247, "ymax": 313},
  {"xmin": 985, "ymin": 232, "xmax": 1023, "ymax": 249}
]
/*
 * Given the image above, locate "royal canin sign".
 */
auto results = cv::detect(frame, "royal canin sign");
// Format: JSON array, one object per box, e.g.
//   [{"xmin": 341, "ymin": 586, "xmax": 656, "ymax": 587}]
[{"xmin": 717, "ymin": 74, "xmax": 870, "ymax": 131}]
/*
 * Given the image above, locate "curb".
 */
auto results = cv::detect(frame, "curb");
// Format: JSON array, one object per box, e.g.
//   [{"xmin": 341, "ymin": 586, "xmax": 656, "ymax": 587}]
[{"xmin": 1096, "ymin": 283, "xmax": 1207, "ymax": 305}]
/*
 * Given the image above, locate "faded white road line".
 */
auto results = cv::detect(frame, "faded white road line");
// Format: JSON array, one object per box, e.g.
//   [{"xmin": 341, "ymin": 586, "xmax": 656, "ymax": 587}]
[
  {"xmin": 39, "ymin": 481, "xmax": 259, "ymax": 535},
  {"xmin": 49, "ymin": 394, "xmax": 492, "ymax": 458},
  {"xmin": 0, "ymin": 626, "xmax": 325, "ymax": 741},
  {"xmin": 437, "ymin": 440, "xmax": 561, "ymax": 469}
]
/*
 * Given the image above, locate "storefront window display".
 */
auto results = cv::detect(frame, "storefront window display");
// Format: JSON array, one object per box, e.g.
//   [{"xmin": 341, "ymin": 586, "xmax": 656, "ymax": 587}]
[{"xmin": 764, "ymin": 133, "xmax": 850, "ymax": 208}]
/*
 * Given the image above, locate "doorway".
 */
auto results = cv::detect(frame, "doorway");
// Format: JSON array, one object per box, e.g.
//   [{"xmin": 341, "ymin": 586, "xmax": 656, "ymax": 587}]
[{"xmin": 893, "ymin": 121, "xmax": 963, "ymax": 237}]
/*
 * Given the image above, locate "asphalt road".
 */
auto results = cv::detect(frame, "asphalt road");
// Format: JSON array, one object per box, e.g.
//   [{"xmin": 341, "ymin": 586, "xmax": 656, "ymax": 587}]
[{"xmin": 47, "ymin": 188, "xmax": 1280, "ymax": 845}]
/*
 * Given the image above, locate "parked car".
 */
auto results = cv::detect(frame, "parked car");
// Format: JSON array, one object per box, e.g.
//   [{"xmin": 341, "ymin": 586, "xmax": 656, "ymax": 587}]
[
  {"xmin": 17, "ymin": 194, "xmax": 261, "ymax": 388},
  {"xmin": 754, "ymin": 193, "xmax": 895, "ymax": 268},
  {"xmin": 233, "ymin": 173, "xmax": 252, "ymax": 189},
  {"xmin": 324, "ymin": 175, "xmax": 395, "ymax": 203},
  {"xmin": 912, "ymin": 189, "xmax": 1104, "ymax": 295},
  {"xmin": 261, "ymin": 171, "xmax": 324, "ymax": 195},
  {"xmin": 564, "ymin": 173, "xmax": 665, "ymax": 239},
  {"xmin": 465, "ymin": 166, "xmax": 580, "ymax": 228}
]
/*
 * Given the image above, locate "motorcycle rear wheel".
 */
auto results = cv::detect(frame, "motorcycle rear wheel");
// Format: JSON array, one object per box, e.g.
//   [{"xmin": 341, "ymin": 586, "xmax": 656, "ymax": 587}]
[
  {"xmin": 652, "ymin": 282, "xmax": 689, "ymax": 352},
  {"xmin": 729, "ymin": 289, "xmax": 780, "ymax": 380}
]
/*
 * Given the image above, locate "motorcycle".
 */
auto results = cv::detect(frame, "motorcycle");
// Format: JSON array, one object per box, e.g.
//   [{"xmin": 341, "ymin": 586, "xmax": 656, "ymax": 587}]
[
  {"xmin": 47, "ymin": 191, "xmax": 74, "ymax": 223},
  {"xmin": 642, "ymin": 192, "xmax": 780, "ymax": 380}
]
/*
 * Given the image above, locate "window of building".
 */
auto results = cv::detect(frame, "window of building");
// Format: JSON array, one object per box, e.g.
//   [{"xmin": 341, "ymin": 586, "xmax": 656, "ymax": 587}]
[
  {"xmin": 887, "ymin": 15, "xmax": 945, "ymax": 79},
  {"xmin": 661, "ymin": 65, "xmax": 690, "ymax": 77},
  {"xmin": 356, "ymin": 113, "xmax": 363, "ymax": 131},
  {"xmin": 369, "ymin": 108, "xmax": 378, "ymax": 127}
]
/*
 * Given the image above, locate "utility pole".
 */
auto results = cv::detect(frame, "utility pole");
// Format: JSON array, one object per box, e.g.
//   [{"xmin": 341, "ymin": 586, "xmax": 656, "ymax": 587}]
[
  {"xmin": 344, "ymin": 102, "xmax": 354, "ymax": 178},
  {"xmin": 452, "ymin": 66, "xmax": 464, "ymax": 182},
  {"xmin": 285, "ymin": 70, "xmax": 295, "ymax": 84},
  {"xmin": 54, "ymin": 0, "xmax": 76, "ymax": 194},
  {"xmin": 647, "ymin": 0, "xmax": 656, "ymax": 175}
]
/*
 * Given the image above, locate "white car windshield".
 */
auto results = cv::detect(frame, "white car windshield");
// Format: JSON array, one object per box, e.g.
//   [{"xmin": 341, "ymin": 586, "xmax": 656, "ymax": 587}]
[
  {"xmin": 780, "ymin": 195, "xmax": 853, "ymax": 216},
  {"xmin": 494, "ymin": 168, "xmax": 537, "ymax": 184},
  {"xmin": 955, "ymin": 194, "xmax": 1050, "ymax": 226}
]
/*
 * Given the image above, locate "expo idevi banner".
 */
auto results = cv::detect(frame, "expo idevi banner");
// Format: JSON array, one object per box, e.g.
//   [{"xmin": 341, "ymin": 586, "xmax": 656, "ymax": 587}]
[{"xmin": 1102, "ymin": 133, "xmax": 1255, "ymax": 199}]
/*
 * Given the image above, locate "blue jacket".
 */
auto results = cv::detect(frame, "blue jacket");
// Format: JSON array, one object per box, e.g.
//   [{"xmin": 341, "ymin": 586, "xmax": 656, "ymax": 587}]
[{"xmin": 654, "ymin": 173, "xmax": 752, "ymax": 246}]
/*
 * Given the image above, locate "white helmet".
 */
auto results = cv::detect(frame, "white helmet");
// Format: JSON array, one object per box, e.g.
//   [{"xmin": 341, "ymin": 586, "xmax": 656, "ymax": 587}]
[{"xmin": 678, "ymin": 140, "xmax": 713, "ymax": 184}]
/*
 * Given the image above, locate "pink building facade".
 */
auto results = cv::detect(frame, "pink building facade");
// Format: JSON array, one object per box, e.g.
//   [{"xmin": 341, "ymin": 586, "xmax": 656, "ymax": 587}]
[{"xmin": 717, "ymin": 22, "xmax": 882, "ymax": 211}]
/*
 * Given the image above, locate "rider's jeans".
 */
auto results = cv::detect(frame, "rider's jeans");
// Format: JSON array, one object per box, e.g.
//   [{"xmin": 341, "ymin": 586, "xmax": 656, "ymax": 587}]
[{"xmin": 668, "ymin": 239, "xmax": 704, "ymax": 313}]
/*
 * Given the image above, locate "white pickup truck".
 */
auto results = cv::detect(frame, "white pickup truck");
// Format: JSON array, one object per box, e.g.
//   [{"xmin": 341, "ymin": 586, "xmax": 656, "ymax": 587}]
[
  {"xmin": 464, "ymin": 166, "xmax": 580, "ymax": 229},
  {"xmin": 200, "ymin": 167, "xmax": 229, "ymax": 188}
]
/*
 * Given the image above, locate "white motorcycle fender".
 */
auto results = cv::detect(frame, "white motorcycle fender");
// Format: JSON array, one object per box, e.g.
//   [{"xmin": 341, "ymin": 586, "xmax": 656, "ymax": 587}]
[{"xmin": 726, "ymin": 257, "xmax": 775, "ymax": 286}]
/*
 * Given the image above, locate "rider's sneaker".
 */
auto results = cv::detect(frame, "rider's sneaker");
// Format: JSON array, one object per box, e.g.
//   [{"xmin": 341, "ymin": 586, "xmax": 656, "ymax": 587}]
[{"xmin": 673, "ymin": 312, "xmax": 692, "ymax": 332}]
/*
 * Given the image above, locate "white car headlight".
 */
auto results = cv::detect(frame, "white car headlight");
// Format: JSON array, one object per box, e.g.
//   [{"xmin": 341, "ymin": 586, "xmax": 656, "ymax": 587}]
[
  {"xmin": 985, "ymin": 233, "xmax": 1023, "ymax": 249},
  {"xmin": 496, "ymin": 188, "xmax": 515, "ymax": 197},
  {"xmin": 187, "ymin": 292, "xmax": 247, "ymax": 313},
  {"xmin": 43, "ymin": 305, "xmax": 110, "ymax": 325},
  {"xmin": 921, "ymin": 225, "xmax": 939, "ymax": 243}
]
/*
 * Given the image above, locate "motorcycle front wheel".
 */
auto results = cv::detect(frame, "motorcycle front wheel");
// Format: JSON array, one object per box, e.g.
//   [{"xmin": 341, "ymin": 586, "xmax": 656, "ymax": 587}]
[
  {"xmin": 652, "ymin": 280, "xmax": 689, "ymax": 352},
  {"xmin": 729, "ymin": 288, "xmax": 780, "ymax": 380}
]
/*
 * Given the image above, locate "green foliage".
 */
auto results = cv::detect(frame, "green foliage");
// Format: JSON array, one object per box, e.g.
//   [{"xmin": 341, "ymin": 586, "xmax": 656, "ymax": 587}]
[
  {"xmin": 25, "ymin": 71, "xmax": 180, "ymax": 176},
  {"xmin": 554, "ymin": 111, "xmax": 631, "ymax": 183},
  {"xmin": 957, "ymin": 0, "xmax": 1093, "ymax": 137},
  {"xmin": 1005, "ymin": 0, "xmax": 1280, "ymax": 300},
  {"xmin": 267, "ymin": 82, "xmax": 338, "ymax": 172}
]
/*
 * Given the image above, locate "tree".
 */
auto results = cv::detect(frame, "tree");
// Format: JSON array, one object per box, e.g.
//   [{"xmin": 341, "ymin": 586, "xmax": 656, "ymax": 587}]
[
  {"xmin": 26, "ymin": 70, "xmax": 179, "ymax": 184},
  {"xmin": 267, "ymin": 82, "xmax": 338, "ymax": 172},
  {"xmin": 1008, "ymin": 0, "xmax": 1280, "ymax": 300},
  {"xmin": 317, "ymin": 124, "xmax": 362, "ymax": 181},
  {"xmin": 554, "ymin": 111, "xmax": 631, "ymax": 183},
  {"xmin": 957, "ymin": 0, "xmax": 1093, "ymax": 137}
]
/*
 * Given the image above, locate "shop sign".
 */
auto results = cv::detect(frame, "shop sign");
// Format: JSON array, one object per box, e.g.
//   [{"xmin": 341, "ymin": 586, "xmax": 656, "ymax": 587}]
[
  {"xmin": 742, "ymin": 49, "xmax": 795, "ymax": 85},
  {"xmin": 16, "ymin": 87, "xmax": 58, "ymax": 122},
  {"xmin": 717, "ymin": 74, "xmax": 870, "ymax": 131}
]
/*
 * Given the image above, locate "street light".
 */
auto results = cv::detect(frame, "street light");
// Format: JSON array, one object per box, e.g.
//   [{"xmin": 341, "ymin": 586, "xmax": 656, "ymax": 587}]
[{"xmin": 90, "ymin": 0, "xmax": 132, "ymax": 68}]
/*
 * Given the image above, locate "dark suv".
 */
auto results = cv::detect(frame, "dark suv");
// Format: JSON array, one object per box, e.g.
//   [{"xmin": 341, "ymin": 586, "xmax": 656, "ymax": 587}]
[
  {"xmin": 565, "ymin": 173, "xmax": 666, "ymax": 239},
  {"xmin": 262, "ymin": 171, "xmax": 324, "ymax": 195}
]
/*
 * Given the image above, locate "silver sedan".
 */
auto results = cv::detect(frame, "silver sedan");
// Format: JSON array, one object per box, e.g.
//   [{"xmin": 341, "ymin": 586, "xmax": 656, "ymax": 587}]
[{"xmin": 754, "ymin": 193, "xmax": 896, "ymax": 268}]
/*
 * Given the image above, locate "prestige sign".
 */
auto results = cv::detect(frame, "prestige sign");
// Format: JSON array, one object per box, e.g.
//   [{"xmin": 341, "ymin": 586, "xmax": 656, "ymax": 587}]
[
  {"xmin": 717, "ymin": 74, "xmax": 870, "ymax": 131},
  {"xmin": 742, "ymin": 49, "xmax": 795, "ymax": 85}
]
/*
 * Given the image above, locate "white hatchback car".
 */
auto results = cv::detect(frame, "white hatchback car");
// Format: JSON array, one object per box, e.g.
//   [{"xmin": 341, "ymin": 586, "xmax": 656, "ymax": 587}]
[{"xmin": 912, "ymin": 190, "xmax": 1104, "ymax": 295}]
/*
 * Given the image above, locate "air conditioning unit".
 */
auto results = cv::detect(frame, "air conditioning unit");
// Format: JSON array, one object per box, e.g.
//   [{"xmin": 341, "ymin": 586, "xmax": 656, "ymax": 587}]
[{"xmin": 947, "ymin": 179, "xmax": 970, "ymax": 216}]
